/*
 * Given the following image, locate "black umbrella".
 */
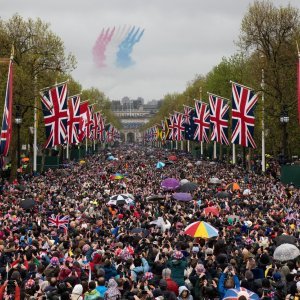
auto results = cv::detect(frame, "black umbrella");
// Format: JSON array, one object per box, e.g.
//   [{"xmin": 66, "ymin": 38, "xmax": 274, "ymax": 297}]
[
  {"xmin": 20, "ymin": 198, "xmax": 35, "ymax": 210},
  {"xmin": 216, "ymin": 191, "xmax": 231, "ymax": 199},
  {"xmin": 274, "ymin": 235, "xmax": 297, "ymax": 246},
  {"xmin": 146, "ymin": 195, "xmax": 165, "ymax": 201},
  {"xmin": 131, "ymin": 228, "xmax": 149, "ymax": 236},
  {"xmin": 180, "ymin": 182, "xmax": 198, "ymax": 192}
]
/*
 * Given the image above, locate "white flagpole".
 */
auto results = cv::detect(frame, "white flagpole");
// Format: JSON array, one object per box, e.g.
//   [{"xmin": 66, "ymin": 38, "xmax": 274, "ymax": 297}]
[
  {"xmin": 85, "ymin": 138, "xmax": 88, "ymax": 154},
  {"xmin": 187, "ymin": 140, "xmax": 190, "ymax": 152},
  {"xmin": 261, "ymin": 68, "xmax": 266, "ymax": 173},
  {"xmin": 213, "ymin": 141, "xmax": 217, "ymax": 159},
  {"xmin": 232, "ymin": 143, "xmax": 236, "ymax": 164},
  {"xmin": 66, "ymin": 143, "xmax": 69, "ymax": 160},
  {"xmin": 93, "ymin": 140, "xmax": 96, "ymax": 152},
  {"xmin": 33, "ymin": 75, "xmax": 37, "ymax": 174},
  {"xmin": 181, "ymin": 140, "xmax": 184, "ymax": 151},
  {"xmin": 201, "ymin": 142, "xmax": 203, "ymax": 157}
]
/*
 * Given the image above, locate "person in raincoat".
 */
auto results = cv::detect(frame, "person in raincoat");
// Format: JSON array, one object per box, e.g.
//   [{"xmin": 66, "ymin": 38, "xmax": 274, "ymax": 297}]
[{"xmin": 104, "ymin": 278, "xmax": 121, "ymax": 300}]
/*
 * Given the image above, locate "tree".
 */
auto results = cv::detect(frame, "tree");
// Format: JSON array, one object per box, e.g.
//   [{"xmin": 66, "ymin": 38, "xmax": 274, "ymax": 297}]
[
  {"xmin": 239, "ymin": 0, "xmax": 300, "ymax": 157},
  {"xmin": 0, "ymin": 14, "xmax": 76, "ymax": 179}
]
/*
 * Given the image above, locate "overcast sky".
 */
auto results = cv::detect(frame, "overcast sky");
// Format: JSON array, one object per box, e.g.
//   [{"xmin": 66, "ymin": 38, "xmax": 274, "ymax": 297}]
[{"xmin": 2, "ymin": 0, "xmax": 300, "ymax": 102}]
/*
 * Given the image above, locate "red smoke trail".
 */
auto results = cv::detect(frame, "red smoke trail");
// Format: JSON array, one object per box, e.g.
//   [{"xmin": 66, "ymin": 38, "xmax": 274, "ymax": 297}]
[{"xmin": 93, "ymin": 27, "xmax": 115, "ymax": 68}]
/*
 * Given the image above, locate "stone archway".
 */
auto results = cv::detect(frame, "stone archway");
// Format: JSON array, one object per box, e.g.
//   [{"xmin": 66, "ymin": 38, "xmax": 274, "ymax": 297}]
[
  {"xmin": 120, "ymin": 132, "xmax": 125, "ymax": 142},
  {"xmin": 127, "ymin": 132, "xmax": 135, "ymax": 143}
]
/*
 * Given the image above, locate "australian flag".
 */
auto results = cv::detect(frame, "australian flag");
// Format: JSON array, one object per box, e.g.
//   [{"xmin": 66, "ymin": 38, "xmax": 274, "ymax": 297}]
[
  {"xmin": 0, "ymin": 55, "xmax": 13, "ymax": 162},
  {"xmin": 184, "ymin": 108, "xmax": 198, "ymax": 141}
]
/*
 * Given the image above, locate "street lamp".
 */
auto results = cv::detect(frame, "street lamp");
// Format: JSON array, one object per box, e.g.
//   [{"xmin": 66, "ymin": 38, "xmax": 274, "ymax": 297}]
[
  {"xmin": 15, "ymin": 109, "xmax": 22, "ymax": 168},
  {"xmin": 279, "ymin": 107, "xmax": 289, "ymax": 162}
]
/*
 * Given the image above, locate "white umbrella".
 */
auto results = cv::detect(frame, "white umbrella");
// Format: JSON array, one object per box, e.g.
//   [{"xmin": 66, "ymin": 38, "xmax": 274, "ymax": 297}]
[
  {"xmin": 208, "ymin": 177, "xmax": 221, "ymax": 184},
  {"xmin": 195, "ymin": 161, "xmax": 202, "ymax": 166},
  {"xmin": 243, "ymin": 189, "xmax": 251, "ymax": 196},
  {"xmin": 180, "ymin": 179, "xmax": 189, "ymax": 185},
  {"xmin": 273, "ymin": 243, "xmax": 300, "ymax": 261},
  {"xmin": 107, "ymin": 194, "xmax": 134, "ymax": 206}
]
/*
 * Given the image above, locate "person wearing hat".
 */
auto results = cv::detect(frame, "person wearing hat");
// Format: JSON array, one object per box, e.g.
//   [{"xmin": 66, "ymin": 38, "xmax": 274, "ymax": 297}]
[
  {"xmin": 167, "ymin": 250, "xmax": 187, "ymax": 287},
  {"xmin": 178, "ymin": 285, "xmax": 193, "ymax": 300}
]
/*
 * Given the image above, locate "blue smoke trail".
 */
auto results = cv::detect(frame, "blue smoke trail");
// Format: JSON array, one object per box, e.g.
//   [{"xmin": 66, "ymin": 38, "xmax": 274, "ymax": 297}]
[{"xmin": 116, "ymin": 26, "xmax": 144, "ymax": 68}]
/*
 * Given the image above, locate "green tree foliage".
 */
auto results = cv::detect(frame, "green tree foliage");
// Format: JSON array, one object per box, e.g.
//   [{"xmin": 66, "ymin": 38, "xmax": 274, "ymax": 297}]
[
  {"xmin": 81, "ymin": 87, "xmax": 121, "ymax": 129},
  {"xmin": 146, "ymin": 0, "xmax": 300, "ymax": 158}
]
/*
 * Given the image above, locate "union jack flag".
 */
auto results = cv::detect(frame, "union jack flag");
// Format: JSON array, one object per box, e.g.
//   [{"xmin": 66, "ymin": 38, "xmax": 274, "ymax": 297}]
[
  {"xmin": 194, "ymin": 100, "xmax": 210, "ymax": 142},
  {"xmin": 209, "ymin": 93, "xmax": 229, "ymax": 145},
  {"xmin": 99, "ymin": 113, "xmax": 105, "ymax": 141},
  {"xmin": 105, "ymin": 124, "xmax": 115, "ymax": 143},
  {"xmin": 168, "ymin": 114, "xmax": 176, "ymax": 140},
  {"xmin": 40, "ymin": 83, "xmax": 68, "ymax": 148},
  {"xmin": 183, "ymin": 106, "xmax": 193, "ymax": 125},
  {"xmin": 91, "ymin": 111, "xmax": 98, "ymax": 141},
  {"xmin": 173, "ymin": 113, "xmax": 185, "ymax": 141},
  {"xmin": 87, "ymin": 105, "xmax": 94, "ymax": 140},
  {"xmin": 94, "ymin": 112, "xmax": 104, "ymax": 141},
  {"xmin": 48, "ymin": 214, "xmax": 69, "ymax": 230},
  {"xmin": 78, "ymin": 101, "xmax": 89, "ymax": 142},
  {"xmin": 161, "ymin": 119, "xmax": 167, "ymax": 141},
  {"xmin": 67, "ymin": 95, "xmax": 81, "ymax": 144},
  {"xmin": 231, "ymin": 82, "xmax": 258, "ymax": 148},
  {"xmin": 0, "ymin": 53, "xmax": 13, "ymax": 160}
]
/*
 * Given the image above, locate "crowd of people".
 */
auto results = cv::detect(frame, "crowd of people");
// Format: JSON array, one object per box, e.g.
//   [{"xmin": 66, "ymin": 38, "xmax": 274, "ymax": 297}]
[{"xmin": 0, "ymin": 144, "xmax": 299, "ymax": 300}]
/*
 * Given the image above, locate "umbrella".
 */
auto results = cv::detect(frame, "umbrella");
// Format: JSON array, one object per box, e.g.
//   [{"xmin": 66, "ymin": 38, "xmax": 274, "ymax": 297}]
[
  {"xmin": 274, "ymin": 235, "xmax": 297, "ymax": 246},
  {"xmin": 109, "ymin": 173, "xmax": 124, "ymax": 180},
  {"xmin": 20, "ymin": 198, "xmax": 35, "ymax": 210},
  {"xmin": 216, "ymin": 191, "xmax": 231, "ymax": 199},
  {"xmin": 180, "ymin": 179, "xmax": 189, "ymax": 185},
  {"xmin": 156, "ymin": 161, "xmax": 165, "ymax": 169},
  {"xmin": 208, "ymin": 177, "xmax": 222, "ymax": 184},
  {"xmin": 243, "ymin": 189, "xmax": 251, "ymax": 196},
  {"xmin": 223, "ymin": 287, "xmax": 259, "ymax": 300},
  {"xmin": 227, "ymin": 215, "xmax": 240, "ymax": 224},
  {"xmin": 131, "ymin": 228, "xmax": 149, "ymax": 236},
  {"xmin": 21, "ymin": 157, "xmax": 30, "ymax": 162},
  {"xmin": 161, "ymin": 178, "xmax": 180, "ymax": 191},
  {"xmin": 184, "ymin": 221, "xmax": 218, "ymax": 238},
  {"xmin": 164, "ymin": 161, "xmax": 174, "ymax": 165},
  {"xmin": 79, "ymin": 160, "xmax": 86, "ymax": 164},
  {"xmin": 107, "ymin": 194, "xmax": 134, "ymax": 206},
  {"xmin": 180, "ymin": 182, "xmax": 198, "ymax": 192},
  {"xmin": 172, "ymin": 193, "xmax": 193, "ymax": 202},
  {"xmin": 225, "ymin": 182, "xmax": 240, "ymax": 191},
  {"xmin": 168, "ymin": 155, "xmax": 177, "ymax": 161},
  {"xmin": 203, "ymin": 206, "xmax": 219, "ymax": 217},
  {"xmin": 146, "ymin": 195, "xmax": 165, "ymax": 201},
  {"xmin": 107, "ymin": 155, "xmax": 115, "ymax": 161},
  {"xmin": 195, "ymin": 161, "xmax": 202, "ymax": 166},
  {"xmin": 273, "ymin": 243, "xmax": 300, "ymax": 261}
]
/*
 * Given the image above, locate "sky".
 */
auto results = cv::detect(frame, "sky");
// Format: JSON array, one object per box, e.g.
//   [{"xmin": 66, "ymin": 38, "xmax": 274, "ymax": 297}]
[{"xmin": 2, "ymin": 0, "xmax": 300, "ymax": 102}]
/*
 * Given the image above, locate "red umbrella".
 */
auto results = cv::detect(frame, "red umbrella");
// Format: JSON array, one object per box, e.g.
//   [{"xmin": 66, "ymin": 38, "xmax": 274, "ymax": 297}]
[
  {"xmin": 168, "ymin": 155, "xmax": 177, "ymax": 161},
  {"xmin": 203, "ymin": 206, "xmax": 219, "ymax": 217}
]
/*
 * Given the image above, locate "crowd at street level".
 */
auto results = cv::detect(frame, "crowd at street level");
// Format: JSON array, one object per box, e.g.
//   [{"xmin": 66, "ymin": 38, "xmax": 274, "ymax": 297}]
[{"xmin": 0, "ymin": 144, "xmax": 299, "ymax": 300}]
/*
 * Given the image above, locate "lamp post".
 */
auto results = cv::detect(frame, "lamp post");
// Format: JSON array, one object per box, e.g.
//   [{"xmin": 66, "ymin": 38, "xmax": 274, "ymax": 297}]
[
  {"xmin": 15, "ymin": 110, "xmax": 22, "ymax": 168},
  {"xmin": 280, "ymin": 107, "xmax": 289, "ymax": 161}
]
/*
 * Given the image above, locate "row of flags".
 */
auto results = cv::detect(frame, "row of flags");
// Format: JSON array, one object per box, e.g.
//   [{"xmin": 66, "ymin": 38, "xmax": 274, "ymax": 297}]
[
  {"xmin": 145, "ymin": 82, "xmax": 259, "ymax": 149},
  {"xmin": 40, "ymin": 82, "xmax": 120, "ymax": 148}
]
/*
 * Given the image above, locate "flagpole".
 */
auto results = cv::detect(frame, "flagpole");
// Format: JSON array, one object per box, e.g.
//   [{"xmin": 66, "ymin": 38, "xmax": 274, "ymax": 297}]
[
  {"xmin": 33, "ymin": 75, "xmax": 38, "ymax": 174},
  {"xmin": 66, "ymin": 143, "xmax": 69, "ymax": 160},
  {"xmin": 232, "ymin": 143, "xmax": 236, "ymax": 164},
  {"xmin": 213, "ymin": 141, "xmax": 217, "ymax": 159},
  {"xmin": 261, "ymin": 68, "xmax": 266, "ymax": 173},
  {"xmin": 85, "ymin": 138, "xmax": 88, "ymax": 155},
  {"xmin": 187, "ymin": 140, "xmax": 190, "ymax": 152}
]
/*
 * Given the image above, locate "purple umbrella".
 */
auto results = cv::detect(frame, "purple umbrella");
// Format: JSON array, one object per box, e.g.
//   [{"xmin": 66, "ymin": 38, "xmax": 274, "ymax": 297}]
[
  {"xmin": 172, "ymin": 193, "xmax": 193, "ymax": 202},
  {"xmin": 161, "ymin": 178, "xmax": 180, "ymax": 191}
]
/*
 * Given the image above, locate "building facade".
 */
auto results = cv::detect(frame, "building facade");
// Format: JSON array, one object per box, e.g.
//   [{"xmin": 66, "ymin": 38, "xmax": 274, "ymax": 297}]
[{"xmin": 111, "ymin": 97, "xmax": 162, "ymax": 142}]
